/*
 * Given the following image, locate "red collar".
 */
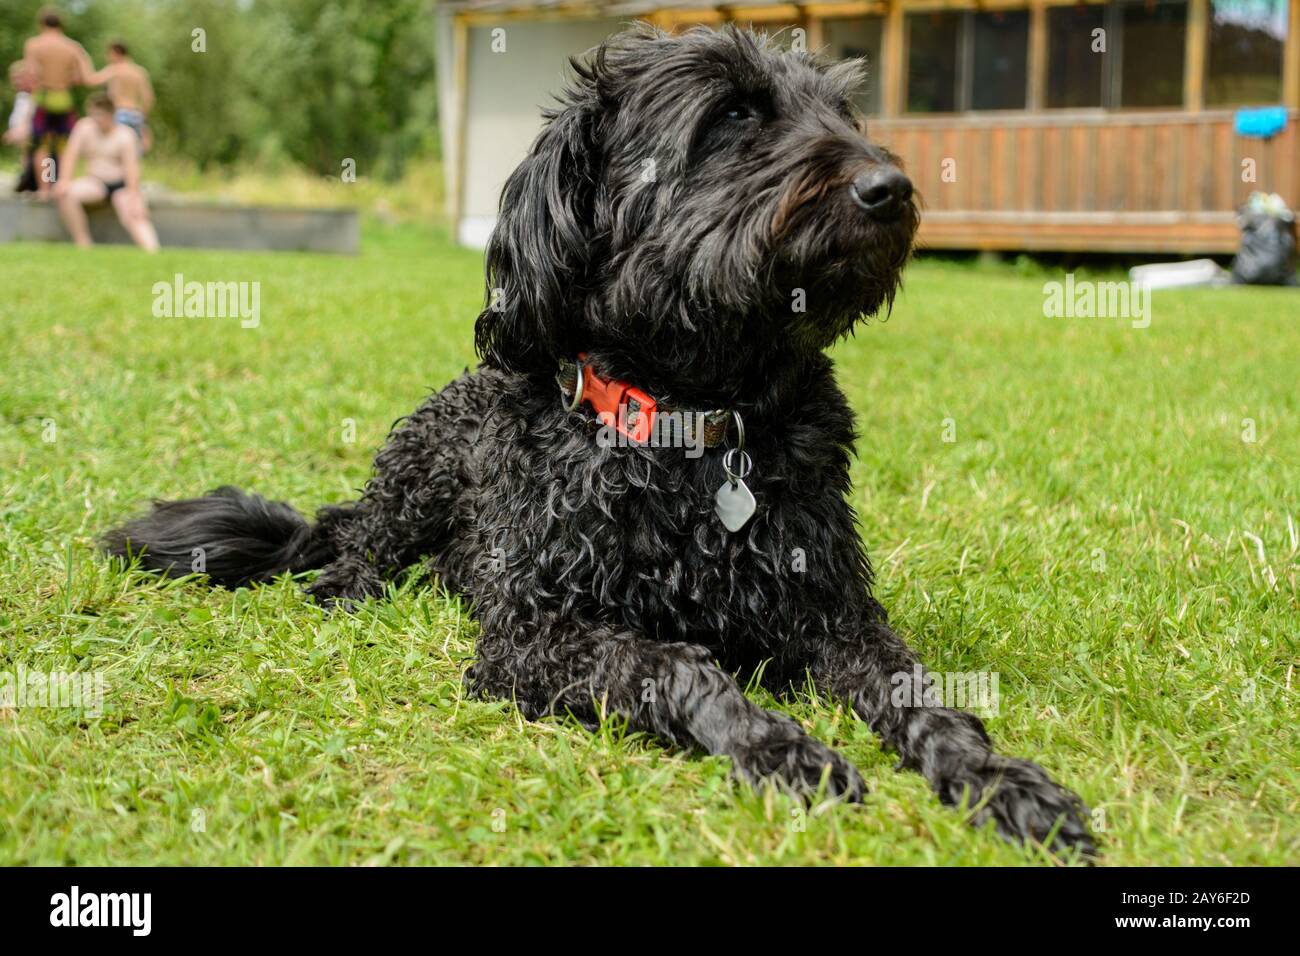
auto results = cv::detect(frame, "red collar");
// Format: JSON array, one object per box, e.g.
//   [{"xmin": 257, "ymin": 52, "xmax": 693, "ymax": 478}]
[{"xmin": 556, "ymin": 354, "xmax": 732, "ymax": 447}]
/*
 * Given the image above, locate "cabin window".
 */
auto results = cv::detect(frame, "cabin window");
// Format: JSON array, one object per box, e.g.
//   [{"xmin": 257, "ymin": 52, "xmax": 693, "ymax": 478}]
[
  {"xmin": 906, "ymin": 11, "xmax": 963, "ymax": 112},
  {"xmin": 1044, "ymin": 0, "xmax": 1189, "ymax": 109},
  {"xmin": 905, "ymin": 10, "xmax": 1030, "ymax": 112},
  {"xmin": 970, "ymin": 11, "xmax": 1030, "ymax": 110},
  {"xmin": 823, "ymin": 16, "xmax": 885, "ymax": 114},
  {"xmin": 1047, "ymin": 6, "xmax": 1107, "ymax": 108},
  {"xmin": 1206, "ymin": 0, "xmax": 1289, "ymax": 105},
  {"xmin": 1119, "ymin": 0, "xmax": 1188, "ymax": 107}
]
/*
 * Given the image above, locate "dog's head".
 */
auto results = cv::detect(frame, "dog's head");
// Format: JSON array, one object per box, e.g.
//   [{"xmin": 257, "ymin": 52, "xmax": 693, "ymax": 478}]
[{"xmin": 475, "ymin": 24, "xmax": 918, "ymax": 397}]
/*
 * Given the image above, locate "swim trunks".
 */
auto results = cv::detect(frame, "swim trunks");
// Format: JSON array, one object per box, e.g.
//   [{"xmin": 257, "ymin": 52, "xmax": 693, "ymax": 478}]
[
  {"xmin": 31, "ymin": 97, "xmax": 77, "ymax": 156},
  {"xmin": 115, "ymin": 108, "xmax": 145, "ymax": 139},
  {"xmin": 34, "ymin": 88, "xmax": 74, "ymax": 113}
]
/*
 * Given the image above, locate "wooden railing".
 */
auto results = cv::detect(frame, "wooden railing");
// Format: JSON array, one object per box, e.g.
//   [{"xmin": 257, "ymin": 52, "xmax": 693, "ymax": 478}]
[{"xmin": 873, "ymin": 110, "xmax": 1299, "ymax": 251}]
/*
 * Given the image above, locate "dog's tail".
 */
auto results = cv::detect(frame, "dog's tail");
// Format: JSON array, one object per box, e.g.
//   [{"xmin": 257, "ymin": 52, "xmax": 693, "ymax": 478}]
[{"xmin": 101, "ymin": 486, "xmax": 334, "ymax": 588}]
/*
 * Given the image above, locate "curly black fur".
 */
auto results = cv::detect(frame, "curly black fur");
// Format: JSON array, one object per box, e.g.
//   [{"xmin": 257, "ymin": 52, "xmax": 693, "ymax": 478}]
[{"xmin": 104, "ymin": 25, "xmax": 1095, "ymax": 857}]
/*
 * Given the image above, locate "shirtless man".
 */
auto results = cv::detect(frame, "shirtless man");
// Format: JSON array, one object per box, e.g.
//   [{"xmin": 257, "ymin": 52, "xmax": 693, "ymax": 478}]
[
  {"xmin": 86, "ymin": 41, "xmax": 153, "ymax": 150},
  {"xmin": 22, "ymin": 7, "xmax": 93, "ymax": 197},
  {"xmin": 54, "ymin": 93, "xmax": 159, "ymax": 252}
]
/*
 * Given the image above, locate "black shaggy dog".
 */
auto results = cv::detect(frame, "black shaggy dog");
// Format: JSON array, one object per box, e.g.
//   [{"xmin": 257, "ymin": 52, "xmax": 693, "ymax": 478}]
[{"xmin": 106, "ymin": 25, "xmax": 1094, "ymax": 856}]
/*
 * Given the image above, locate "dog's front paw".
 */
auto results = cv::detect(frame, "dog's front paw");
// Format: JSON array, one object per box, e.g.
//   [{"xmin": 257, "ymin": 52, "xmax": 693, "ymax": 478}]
[
  {"xmin": 949, "ymin": 754, "xmax": 1096, "ymax": 858},
  {"xmin": 306, "ymin": 559, "xmax": 385, "ymax": 611},
  {"xmin": 732, "ymin": 718, "xmax": 866, "ymax": 802}
]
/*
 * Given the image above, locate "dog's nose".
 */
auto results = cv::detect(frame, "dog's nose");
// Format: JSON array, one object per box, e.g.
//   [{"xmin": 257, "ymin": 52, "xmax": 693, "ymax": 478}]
[{"xmin": 851, "ymin": 167, "xmax": 913, "ymax": 221}]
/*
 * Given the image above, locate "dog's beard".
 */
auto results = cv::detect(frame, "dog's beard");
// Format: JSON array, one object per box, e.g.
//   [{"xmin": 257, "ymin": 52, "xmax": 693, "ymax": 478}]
[
  {"xmin": 660, "ymin": 152, "xmax": 919, "ymax": 348},
  {"xmin": 587, "ymin": 200, "xmax": 916, "ymax": 387},
  {"xmin": 760, "ymin": 194, "xmax": 919, "ymax": 350}
]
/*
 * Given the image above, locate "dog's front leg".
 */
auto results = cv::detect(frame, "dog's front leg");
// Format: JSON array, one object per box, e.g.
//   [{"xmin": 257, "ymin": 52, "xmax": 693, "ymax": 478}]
[
  {"xmin": 810, "ymin": 608, "xmax": 1096, "ymax": 856},
  {"xmin": 469, "ymin": 624, "xmax": 865, "ymax": 800}
]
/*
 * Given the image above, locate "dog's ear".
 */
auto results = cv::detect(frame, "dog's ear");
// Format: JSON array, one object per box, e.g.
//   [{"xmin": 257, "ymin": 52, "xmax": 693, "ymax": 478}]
[{"xmin": 474, "ymin": 68, "xmax": 601, "ymax": 374}]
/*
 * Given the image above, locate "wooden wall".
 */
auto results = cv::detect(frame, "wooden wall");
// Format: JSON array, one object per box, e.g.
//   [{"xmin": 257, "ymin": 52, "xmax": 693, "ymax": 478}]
[{"xmin": 876, "ymin": 112, "xmax": 1299, "ymax": 253}]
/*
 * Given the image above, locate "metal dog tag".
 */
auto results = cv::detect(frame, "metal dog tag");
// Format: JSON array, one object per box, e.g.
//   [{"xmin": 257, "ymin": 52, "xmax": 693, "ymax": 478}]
[
  {"xmin": 715, "ymin": 441, "xmax": 756, "ymax": 532},
  {"xmin": 714, "ymin": 477, "xmax": 756, "ymax": 532}
]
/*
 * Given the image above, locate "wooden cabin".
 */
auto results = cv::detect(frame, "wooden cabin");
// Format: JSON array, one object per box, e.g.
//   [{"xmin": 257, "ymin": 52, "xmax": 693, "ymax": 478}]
[{"xmin": 435, "ymin": 0, "xmax": 1299, "ymax": 253}]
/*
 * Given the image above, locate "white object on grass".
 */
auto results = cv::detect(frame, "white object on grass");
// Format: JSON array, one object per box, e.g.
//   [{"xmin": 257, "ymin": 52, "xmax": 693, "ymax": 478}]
[{"xmin": 1129, "ymin": 259, "xmax": 1229, "ymax": 290}]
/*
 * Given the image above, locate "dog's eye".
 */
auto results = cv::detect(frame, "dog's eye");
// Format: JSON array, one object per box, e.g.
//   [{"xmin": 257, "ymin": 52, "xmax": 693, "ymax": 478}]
[
  {"xmin": 721, "ymin": 103, "xmax": 756, "ymax": 123},
  {"xmin": 696, "ymin": 99, "xmax": 764, "ymax": 152}
]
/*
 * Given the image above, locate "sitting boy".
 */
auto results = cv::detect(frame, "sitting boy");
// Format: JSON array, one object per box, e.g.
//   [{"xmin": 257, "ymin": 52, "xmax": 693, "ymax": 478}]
[{"xmin": 53, "ymin": 92, "xmax": 158, "ymax": 251}]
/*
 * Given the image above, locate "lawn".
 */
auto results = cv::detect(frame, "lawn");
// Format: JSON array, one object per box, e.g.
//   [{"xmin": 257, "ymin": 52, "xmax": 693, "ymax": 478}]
[{"xmin": 1, "ymin": 226, "xmax": 1296, "ymax": 866}]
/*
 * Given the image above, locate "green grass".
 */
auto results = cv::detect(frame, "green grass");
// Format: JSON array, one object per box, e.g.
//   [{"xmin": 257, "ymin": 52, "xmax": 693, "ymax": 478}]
[
  {"xmin": 3, "ymin": 152, "xmax": 446, "ymax": 225},
  {"xmin": 137, "ymin": 157, "xmax": 447, "ymax": 223},
  {"xmin": 1, "ymin": 226, "xmax": 1296, "ymax": 865}
]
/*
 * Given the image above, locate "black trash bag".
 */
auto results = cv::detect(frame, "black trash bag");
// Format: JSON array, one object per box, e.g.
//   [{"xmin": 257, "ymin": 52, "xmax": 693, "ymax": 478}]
[{"xmin": 1231, "ymin": 193, "xmax": 1298, "ymax": 286}]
